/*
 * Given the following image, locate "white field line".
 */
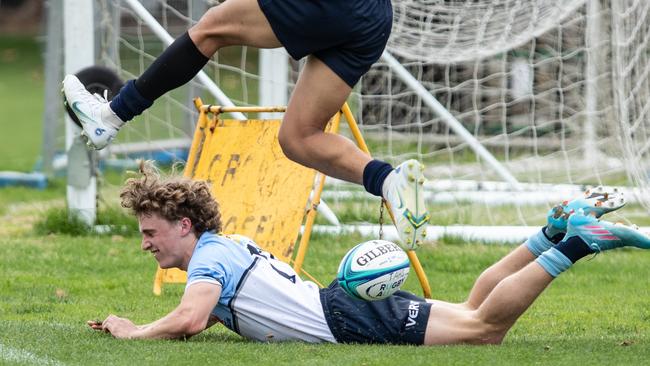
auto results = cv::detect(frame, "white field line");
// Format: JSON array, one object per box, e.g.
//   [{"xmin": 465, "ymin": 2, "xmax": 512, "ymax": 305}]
[{"xmin": 0, "ymin": 342, "xmax": 66, "ymax": 366}]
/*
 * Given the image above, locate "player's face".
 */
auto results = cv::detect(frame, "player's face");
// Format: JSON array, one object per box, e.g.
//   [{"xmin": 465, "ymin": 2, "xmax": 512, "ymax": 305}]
[{"xmin": 138, "ymin": 213, "xmax": 184, "ymax": 269}]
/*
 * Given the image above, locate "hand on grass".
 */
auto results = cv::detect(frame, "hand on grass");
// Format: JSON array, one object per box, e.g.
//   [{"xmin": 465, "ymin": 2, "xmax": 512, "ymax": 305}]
[
  {"xmin": 87, "ymin": 315, "xmax": 139, "ymax": 339},
  {"xmin": 87, "ymin": 319, "xmax": 103, "ymax": 330}
]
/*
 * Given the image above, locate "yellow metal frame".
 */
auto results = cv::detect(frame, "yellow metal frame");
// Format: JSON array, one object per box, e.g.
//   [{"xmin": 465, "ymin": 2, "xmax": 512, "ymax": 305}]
[{"xmin": 154, "ymin": 99, "xmax": 431, "ymax": 298}]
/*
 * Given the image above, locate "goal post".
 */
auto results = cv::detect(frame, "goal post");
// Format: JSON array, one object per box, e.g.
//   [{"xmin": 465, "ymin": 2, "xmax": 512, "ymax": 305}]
[{"xmin": 63, "ymin": 0, "xmax": 96, "ymax": 225}]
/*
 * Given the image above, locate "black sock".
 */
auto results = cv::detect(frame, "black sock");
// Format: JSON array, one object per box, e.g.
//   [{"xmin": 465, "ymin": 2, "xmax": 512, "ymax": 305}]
[
  {"xmin": 542, "ymin": 226, "xmax": 566, "ymax": 244},
  {"xmin": 554, "ymin": 236, "xmax": 596, "ymax": 263},
  {"xmin": 362, "ymin": 160, "xmax": 393, "ymax": 197},
  {"xmin": 134, "ymin": 31, "xmax": 210, "ymax": 101},
  {"xmin": 109, "ymin": 80, "xmax": 153, "ymax": 122}
]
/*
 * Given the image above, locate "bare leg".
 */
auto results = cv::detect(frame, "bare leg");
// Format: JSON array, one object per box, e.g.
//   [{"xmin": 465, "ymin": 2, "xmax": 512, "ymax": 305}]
[
  {"xmin": 190, "ymin": 3, "xmax": 372, "ymax": 184},
  {"xmin": 429, "ymin": 244, "xmax": 537, "ymax": 312},
  {"xmin": 463, "ymin": 244, "xmax": 536, "ymax": 309},
  {"xmin": 474, "ymin": 262, "xmax": 553, "ymax": 333},
  {"xmin": 423, "ymin": 262, "xmax": 553, "ymax": 345},
  {"xmin": 278, "ymin": 56, "xmax": 372, "ymax": 183},
  {"xmin": 188, "ymin": 0, "xmax": 282, "ymax": 55}
]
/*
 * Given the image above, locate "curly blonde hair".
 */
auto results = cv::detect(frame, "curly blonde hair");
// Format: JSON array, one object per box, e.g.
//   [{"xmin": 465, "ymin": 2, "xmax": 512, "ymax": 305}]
[{"xmin": 120, "ymin": 161, "xmax": 222, "ymax": 235}]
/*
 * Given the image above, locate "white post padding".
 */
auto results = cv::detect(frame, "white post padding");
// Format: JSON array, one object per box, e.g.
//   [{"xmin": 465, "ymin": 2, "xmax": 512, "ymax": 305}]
[
  {"xmin": 259, "ymin": 48, "xmax": 289, "ymax": 119},
  {"xmin": 64, "ymin": 0, "xmax": 96, "ymax": 225}
]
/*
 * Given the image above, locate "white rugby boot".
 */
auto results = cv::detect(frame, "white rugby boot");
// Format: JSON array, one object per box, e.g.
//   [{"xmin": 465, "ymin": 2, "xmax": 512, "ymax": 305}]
[
  {"xmin": 62, "ymin": 74, "xmax": 124, "ymax": 150},
  {"xmin": 382, "ymin": 159, "xmax": 430, "ymax": 250}
]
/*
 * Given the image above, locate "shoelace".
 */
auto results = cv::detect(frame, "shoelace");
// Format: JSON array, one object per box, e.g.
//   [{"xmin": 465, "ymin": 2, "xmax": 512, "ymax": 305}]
[
  {"xmin": 91, "ymin": 90, "xmax": 109, "ymax": 103},
  {"xmin": 73, "ymin": 81, "xmax": 108, "ymax": 106},
  {"xmin": 587, "ymin": 242, "xmax": 602, "ymax": 254}
]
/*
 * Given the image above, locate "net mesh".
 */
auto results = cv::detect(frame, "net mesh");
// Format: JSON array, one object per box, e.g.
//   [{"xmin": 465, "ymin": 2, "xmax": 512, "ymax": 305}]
[
  {"xmin": 389, "ymin": 0, "xmax": 588, "ymax": 63},
  {"xmin": 96, "ymin": 0, "xmax": 264, "ymax": 157},
  {"xmin": 610, "ymin": 0, "xmax": 650, "ymax": 212},
  {"xmin": 359, "ymin": 0, "xmax": 649, "ymax": 188}
]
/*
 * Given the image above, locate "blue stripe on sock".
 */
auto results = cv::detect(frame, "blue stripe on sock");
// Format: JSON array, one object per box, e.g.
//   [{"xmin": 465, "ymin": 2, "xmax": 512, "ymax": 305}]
[
  {"xmin": 535, "ymin": 247, "xmax": 573, "ymax": 277},
  {"xmin": 525, "ymin": 228, "xmax": 555, "ymax": 257}
]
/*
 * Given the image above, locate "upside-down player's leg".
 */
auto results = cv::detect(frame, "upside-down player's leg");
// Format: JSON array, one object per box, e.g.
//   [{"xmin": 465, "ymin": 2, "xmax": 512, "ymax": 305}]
[
  {"xmin": 278, "ymin": 56, "xmax": 366, "ymax": 184},
  {"xmin": 278, "ymin": 57, "xmax": 430, "ymax": 250}
]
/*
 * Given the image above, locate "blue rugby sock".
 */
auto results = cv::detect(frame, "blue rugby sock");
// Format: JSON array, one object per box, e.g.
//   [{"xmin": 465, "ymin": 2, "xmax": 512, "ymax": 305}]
[
  {"xmin": 110, "ymin": 32, "xmax": 209, "ymax": 122},
  {"xmin": 535, "ymin": 247, "xmax": 573, "ymax": 277},
  {"xmin": 524, "ymin": 228, "xmax": 555, "ymax": 257},
  {"xmin": 109, "ymin": 80, "xmax": 153, "ymax": 122}
]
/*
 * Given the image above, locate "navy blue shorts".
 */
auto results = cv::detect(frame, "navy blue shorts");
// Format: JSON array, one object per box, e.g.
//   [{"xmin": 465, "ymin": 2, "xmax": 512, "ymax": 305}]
[
  {"xmin": 257, "ymin": 0, "xmax": 392, "ymax": 87},
  {"xmin": 320, "ymin": 281, "xmax": 432, "ymax": 345}
]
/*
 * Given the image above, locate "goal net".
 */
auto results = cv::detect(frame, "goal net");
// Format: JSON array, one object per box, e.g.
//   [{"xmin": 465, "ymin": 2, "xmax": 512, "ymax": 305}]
[
  {"xmin": 54, "ymin": 0, "xmax": 650, "ymax": 237},
  {"xmin": 354, "ymin": 0, "xmax": 650, "ymax": 228}
]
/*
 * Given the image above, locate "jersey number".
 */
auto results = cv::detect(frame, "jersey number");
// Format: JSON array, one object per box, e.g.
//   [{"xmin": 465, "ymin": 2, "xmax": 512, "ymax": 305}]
[{"xmin": 247, "ymin": 244, "xmax": 296, "ymax": 284}]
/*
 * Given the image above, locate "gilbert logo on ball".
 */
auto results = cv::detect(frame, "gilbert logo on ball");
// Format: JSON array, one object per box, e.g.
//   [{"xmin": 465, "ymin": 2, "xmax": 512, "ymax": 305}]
[{"xmin": 337, "ymin": 239, "xmax": 410, "ymax": 301}]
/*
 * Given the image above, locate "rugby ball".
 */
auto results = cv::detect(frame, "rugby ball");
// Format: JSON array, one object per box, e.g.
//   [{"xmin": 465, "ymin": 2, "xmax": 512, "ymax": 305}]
[{"xmin": 337, "ymin": 239, "xmax": 410, "ymax": 301}]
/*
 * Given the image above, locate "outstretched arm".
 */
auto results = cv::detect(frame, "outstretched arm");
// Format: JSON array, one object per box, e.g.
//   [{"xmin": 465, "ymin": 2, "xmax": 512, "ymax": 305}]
[{"xmin": 89, "ymin": 282, "xmax": 221, "ymax": 339}]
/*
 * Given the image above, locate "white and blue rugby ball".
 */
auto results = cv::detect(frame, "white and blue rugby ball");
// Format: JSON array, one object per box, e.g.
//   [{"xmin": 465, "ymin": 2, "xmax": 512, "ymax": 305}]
[{"xmin": 337, "ymin": 239, "xmax": 410, "ymax": 301}]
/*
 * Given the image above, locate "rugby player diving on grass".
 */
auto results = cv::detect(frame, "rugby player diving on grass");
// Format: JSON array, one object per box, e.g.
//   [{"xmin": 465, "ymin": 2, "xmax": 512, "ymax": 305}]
[{"xmin": 89, "ymin": 161, "xmax": 650, "ymax": 345}]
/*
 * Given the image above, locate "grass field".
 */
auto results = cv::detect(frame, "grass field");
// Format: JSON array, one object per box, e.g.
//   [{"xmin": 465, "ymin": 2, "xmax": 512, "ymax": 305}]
[
  {"xmin": 0, "ymin": 36, "xmax": 45, "ymax": 172},
  {"xmin": 2, "ymin": 229, "xmax": 650, "ymax": 365},
  {"xmin": 2, "ymin": 36, "xmax": 650, "ymax": 365}
]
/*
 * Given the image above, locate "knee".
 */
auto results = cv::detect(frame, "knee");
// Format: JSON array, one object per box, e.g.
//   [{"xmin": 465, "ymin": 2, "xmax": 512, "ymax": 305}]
[
  {"xmin": 278, "ymin": 119, "xmax": 323, "ymax": 163},
  {"xmin": 277, "ymin": 127, "xmax": 303, "ymax": 163},
  {"xmin": 472, "ymin": 321, "xmax": 508, "ymax": 345},
  {"xmin": 189, "ymin": 8, "xmax": 229, "ymax": 51}
]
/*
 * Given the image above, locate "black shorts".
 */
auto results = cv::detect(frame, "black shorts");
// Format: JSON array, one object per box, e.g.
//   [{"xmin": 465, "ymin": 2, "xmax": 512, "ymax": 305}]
[
  {"xmin": 319, "ymin": 281, "xmax": 432, "ymax": 345},
  {"xmin": 257, "ymin": 0, "xmax": 392, "ymax": 87}
]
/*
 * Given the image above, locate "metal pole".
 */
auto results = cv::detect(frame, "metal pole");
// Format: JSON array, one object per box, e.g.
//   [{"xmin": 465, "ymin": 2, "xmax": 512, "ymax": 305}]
[{"xmin": 41, "ymin": 0, "xmax": 63, "ymax": 176}]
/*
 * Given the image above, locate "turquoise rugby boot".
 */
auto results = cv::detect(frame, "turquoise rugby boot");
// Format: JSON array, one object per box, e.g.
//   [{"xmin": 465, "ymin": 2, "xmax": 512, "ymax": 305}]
[
  {"xmin": 545, "ymin": 186, "xmax": 626, "ymax": 238},
  {"xmin": 563, "ymin": 213, "xmax": 650, "ymax": 252}
]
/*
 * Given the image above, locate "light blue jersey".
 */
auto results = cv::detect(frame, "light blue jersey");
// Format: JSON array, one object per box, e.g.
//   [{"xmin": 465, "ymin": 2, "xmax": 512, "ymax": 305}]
[{"xmin": 185, "ymin": 232, "xmax": 335, "ymax": 343}]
